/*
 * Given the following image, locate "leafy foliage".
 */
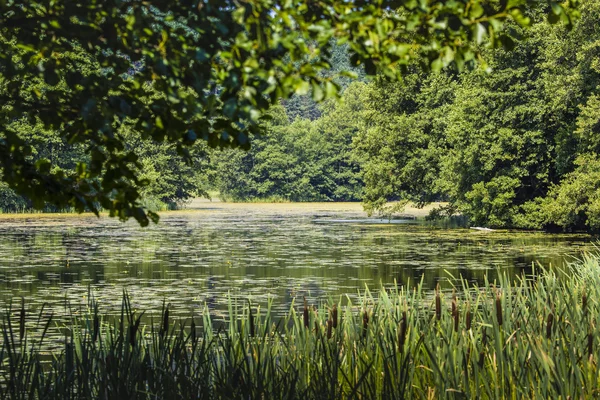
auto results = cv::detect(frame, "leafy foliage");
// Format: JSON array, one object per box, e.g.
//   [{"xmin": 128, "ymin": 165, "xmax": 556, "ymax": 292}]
[
  {"xmin": 536, "ymin": 154, "xmax": 600, "ymax": 231},
  {"xmin": 215, "ymin": 103, "xmax": 363, "ymax": 202},
  {"xmin": 353, "ymin": 0, "xmax": 600, "ymax": 231},
  {"xmin": 0, "ymin": 0, "xmax": 576, "ymax": 224}
]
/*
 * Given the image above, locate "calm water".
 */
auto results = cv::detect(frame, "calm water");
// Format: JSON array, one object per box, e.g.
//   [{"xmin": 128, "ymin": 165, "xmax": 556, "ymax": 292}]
[{"xmin": 0, "ymin": 203, "xmax": 594, "ymax": 324}]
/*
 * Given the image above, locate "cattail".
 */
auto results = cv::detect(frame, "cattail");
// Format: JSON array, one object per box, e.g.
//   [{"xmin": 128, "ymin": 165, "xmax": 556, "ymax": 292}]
[
  {"xmin": 452, "ymin": 294, "xmax": 459, "ymax": 332},
  {"xmin": 19, "ymin": 297, "xmax": 25, "ymax": 342},
  {"xmin": 129, "ymin": 319, "xmax": 141, "ymax": 347},
  {"xmin": 451, "ymin": 290, "xmax": 457, "ymax": 316},
  {"xmin": 435, "ymin": 284, "xmax": 441, "ymax": 321},
  {"xmin": 495, "ymin": 291, "xmax": 503, "ymax": 327},
  {"xmin": 331, "ymin": 304, "xmax": 338, "ymax": 329},
  {"xmin": 398, "ymin": 311, "xmax": 407, "ymax": 353},
  {"xmin": 478, "ymin": 350, "xmax": 485, "ymax": 368},
  {"xmin": 466, "ymin": 307, "xmax": 472, "ymax": 331},
  {"xmin": 161, "ymin": 305, "xmax": 169, "ymax": 337},
  {"xmin": 362, "ymin": 310, "xmax": 369, "ymax": 338},
  {"xmin": 588, "ymin": 332, "xmax": 594, "ymax": 358},
  {"xmin": 65, "ymin": 342, "xmax": 74, "ymax": 376},
  {"xmin": 582, "ymin": 290, "xmax": 588, "ymax": 315},
  {"xmin": 303, "ymin": 297, "xmax": 309, "ymax": 329},
  {"xmin": 327, "ymin": 318, "xmax": 332, "ymax": 339},
  {"xmin": 546, "ymin": 312, "xmax": 554, "ymax": 339},
  {"xmin": 190, "ymin": 318, "xmax": 196, "ymax": 343},
  {"xmin": 93, "ymin": 314, "xmax": 99, "ymax": 342}
]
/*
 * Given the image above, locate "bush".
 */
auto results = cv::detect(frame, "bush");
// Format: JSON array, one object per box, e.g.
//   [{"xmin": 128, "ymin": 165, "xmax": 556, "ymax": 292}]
[{"xmin": 538, "ymin": 154, "xmax": 600, "ymax": 232}]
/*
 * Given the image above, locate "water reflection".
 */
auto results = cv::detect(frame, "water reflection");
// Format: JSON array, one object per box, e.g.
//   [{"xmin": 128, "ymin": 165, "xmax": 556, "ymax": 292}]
[{"xmin": 0, "ymin": 205, "xmax": 594, "ymax": 324}]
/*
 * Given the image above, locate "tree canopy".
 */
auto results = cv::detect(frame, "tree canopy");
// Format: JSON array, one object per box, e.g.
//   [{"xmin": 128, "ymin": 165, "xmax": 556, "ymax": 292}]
[
  {"xmin": 0, "ymin": 0, "xmax": 578, "ymax": 225},
  {"xmin": 350, "ymin": 0, "xmax": 600, "ymax": 231}
]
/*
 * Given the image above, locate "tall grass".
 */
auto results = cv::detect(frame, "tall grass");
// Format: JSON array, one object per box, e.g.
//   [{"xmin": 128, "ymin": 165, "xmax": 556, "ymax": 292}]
[{"xmin": 2, "ymin": 255, "xmax": 600, "ymax": 399}]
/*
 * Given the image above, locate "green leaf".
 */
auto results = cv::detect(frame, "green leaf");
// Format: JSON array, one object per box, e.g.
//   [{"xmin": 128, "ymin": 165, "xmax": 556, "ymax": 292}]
[
  {"xmin": 312, "ymin": 81, "xmax": 324, "ymax": 102},
  {"xmin": 295, "ymin": 81, "xmax": 310, "ymax": 95},
  {"xmin": 325, "ymin": 81, "xmax": 338, "ymax": 99},
  {"xmin": 469, "ymin": 3, "xmax": 484, "ymax": 19},
  {"xmin": 473, "ymin": 23, "xmax": 487, "ymax": 44}
]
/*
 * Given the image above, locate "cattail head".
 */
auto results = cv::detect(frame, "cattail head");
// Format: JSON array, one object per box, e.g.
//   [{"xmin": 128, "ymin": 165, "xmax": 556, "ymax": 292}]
[
  {"xmin": 582, "ymin": 290, "xmax": 588, "ymax": 315},
  {"xmin": 129, "ymin": 319, "xmax": 141, "ymax": 347},
  {"xmin": 331, "ymin": 304, "xmax": 338, "ymax": 329},
  {"xmin": 478, "ymin": 350, "xmax": 485, "ymax": 368},
  {"xmin": 451, "ymin": 289, "xmax": 457, "ymax": 316},
  {"xmin": 303, "ymin": 297, "xmax": 309, "ymax": 329},
  {"xmin": 161, "ymin": 305, "xmax": 169, "ymax": 337},
  {"xmin": 327, "ymin": 318, "xmax": 332, "ymax": 339},
  {"xmin": 588, "ymin": 331, "xmax": 594, "ymax": 359},
  {"xmin": 362, "ymin": 309, "xmax": 369, "ymax": 338},
  {"xmin": 398, "ymin": 311, "xmax": 407, "ymax": 353},
  {"xmin": 19, "ymin": 297, "xmax": 25, "ymax": 342},
  {"xmin": 248, "ymin": 308, "xmax": 254, "ymax": 337},
  {"xmin": 495, "ymin": 290, "xmax": 503, "ymax": 327},
  {"xmin": 93, "ymin": 314, "xmax": 99, "ymax": 342},
  {"xmin": 190, "ymin": 318, "xmax": 196, "ymax": 343},
  {"xmin": 435, "ymin": 284, "xmax": 441, "ymax": 321},
  {"xmin": 451, "ymin": 293, "xmax": 459, "ymax": 332},
  {"xmin": 453, "ymin": 305, "xmax": 459, "ymax": 332},
  {"xmin": 466, "ymin": 305, "xmax": 472, "ymax": 331}
]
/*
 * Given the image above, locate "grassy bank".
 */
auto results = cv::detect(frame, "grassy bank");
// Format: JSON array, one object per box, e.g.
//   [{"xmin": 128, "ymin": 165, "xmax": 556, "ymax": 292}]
[{"xmin": 1, "ymin": 255, "xmax": 599, "ymax": 399}]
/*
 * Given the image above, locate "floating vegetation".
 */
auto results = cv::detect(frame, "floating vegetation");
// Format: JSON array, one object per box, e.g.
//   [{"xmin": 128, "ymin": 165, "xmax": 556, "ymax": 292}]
[
  {"xmin": 1, "ymin": 254, "xmax": 600, "ymax": 399},
  {"xmin": 0, "ymin": 206, "xmax": 594, "ymax": 327}
]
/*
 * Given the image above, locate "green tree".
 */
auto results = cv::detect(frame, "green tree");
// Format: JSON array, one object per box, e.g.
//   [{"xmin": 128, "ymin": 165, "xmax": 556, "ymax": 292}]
[
  {"xmin": 354, "ymin": 0, "xmax": 600, "ymax": 231},
  {"xmin": 0, "ymin": 0, "xmax": 574, "ymax": 225},
  {"xmin": 538, "ymin": 154, "xmax": 600, "ymax": 231},
  {"xmin": 216, "ymin": 91, "xmax": 365, "ymax": 203}
]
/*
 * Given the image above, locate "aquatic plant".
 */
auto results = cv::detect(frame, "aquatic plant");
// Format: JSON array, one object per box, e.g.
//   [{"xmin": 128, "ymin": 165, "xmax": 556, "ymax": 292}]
[{"xmin": 1, "ymin": 255, "xmax": 600, "ymax": 399}]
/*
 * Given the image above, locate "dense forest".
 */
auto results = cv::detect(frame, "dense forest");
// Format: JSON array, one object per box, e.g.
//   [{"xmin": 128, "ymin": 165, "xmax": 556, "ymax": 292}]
[{"xmin": 1, "ymin": 1, "xmax": 599, "ymax": 232}]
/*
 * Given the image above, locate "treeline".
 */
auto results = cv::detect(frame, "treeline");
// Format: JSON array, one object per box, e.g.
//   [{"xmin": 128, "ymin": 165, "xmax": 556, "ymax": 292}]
[
  {"xmin": 214, "ymin": 0, "xmax": 600, "ymax": 232},
  {"xmin": 0, "ymin": 124, "xmax": 212, "ymax": 212},
  {"xmin": 2, "ymin": 1, "xmax": 599, "ymax": 232},
  {"xmin": 349, "ymin": 1, "xmax": 600, "ymax": 232}
]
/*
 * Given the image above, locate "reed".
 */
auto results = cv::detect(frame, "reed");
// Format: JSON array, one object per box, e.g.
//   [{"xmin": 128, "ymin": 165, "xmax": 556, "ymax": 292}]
[{"xmin": 1, "ymin": 255, "xmax": 600, "ymax": 399}]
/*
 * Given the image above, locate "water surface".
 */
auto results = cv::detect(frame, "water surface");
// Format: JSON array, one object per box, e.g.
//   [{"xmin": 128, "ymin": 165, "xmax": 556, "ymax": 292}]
[{"xmin": 0, "ymin": 203, "xmax": 593, "ymax": 324}]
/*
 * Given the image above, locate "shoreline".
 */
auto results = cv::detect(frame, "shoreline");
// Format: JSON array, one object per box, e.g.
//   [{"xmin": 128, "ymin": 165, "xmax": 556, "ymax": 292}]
[{"xmin": 0, "ymin": 200, "xmax": 442, "ymax": 220}]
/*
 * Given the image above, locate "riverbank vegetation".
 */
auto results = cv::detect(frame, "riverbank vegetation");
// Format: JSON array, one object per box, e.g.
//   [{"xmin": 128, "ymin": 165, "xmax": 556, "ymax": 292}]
[
  {"xmin": 2, "ymin": 253, "xmax": 599, "ymax": 399},
  {"xmin": 1, "ymin": 1, "xmax": 596, "ymax": 232},
  {"xmin": 213, "ymin": 0, "xmax": 600, "ymax": 232}
]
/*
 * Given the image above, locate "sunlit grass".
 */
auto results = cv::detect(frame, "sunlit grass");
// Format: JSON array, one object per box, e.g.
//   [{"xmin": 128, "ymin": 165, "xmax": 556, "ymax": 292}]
[{"xmin": 1, "ymin": 254, "xmax": 599, "ymax": 399}]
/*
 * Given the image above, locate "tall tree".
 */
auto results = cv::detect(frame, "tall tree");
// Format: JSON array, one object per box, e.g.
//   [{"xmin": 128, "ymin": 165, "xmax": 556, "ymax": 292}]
[{"xmin": 0, "ymin": 0, "xmax": 574, "ymax": 224}]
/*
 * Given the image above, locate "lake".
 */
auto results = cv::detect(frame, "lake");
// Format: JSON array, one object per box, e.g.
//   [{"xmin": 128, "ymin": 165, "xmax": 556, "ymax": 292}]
[{"xmin": 0, "ymin": 202, "xmax": 594, "ymax": 325}]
